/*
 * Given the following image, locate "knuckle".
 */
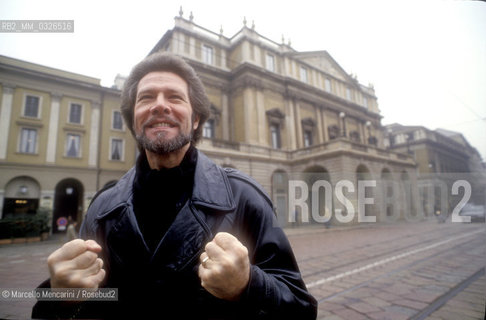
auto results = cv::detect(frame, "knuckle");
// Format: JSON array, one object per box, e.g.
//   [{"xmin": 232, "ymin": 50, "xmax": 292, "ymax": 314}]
[
  {"xmin": 85, "ymin": 251, "xmax": 97, "ymax": 261},
  {"xmin": 213, "ymin": 264, "xmax": 225, "ymax": 276},
  {"xmin": 237, "ymin": 245, "xmax": 248, "ymax": 258},
  {"xmin": 66, "ymin": 274, "xmax": 81, "ymax": 287},
  {"xmin": 214, "ymin": 232, "xmax": 224, "ymax": 241},
  {"xmin": 97, "ymin": 258, "xmax": 104, "ymax": 269},
  {"xmin": 205, "ymin": 242, "xmax": 212, "ymax": 251},
  {"xmin": 55, "ymin": 267, "xmax": 69, "ymax": 280},
  {"xmin": 219, "ymin": 259, "xmax": 229, "ymax": 270},
  {"xmin": 63, "ymin": 239, "xmax": 84, "ymax": 251},
  {"xmin": 47, "ymin": 252, "xmax": 57, "ymax": 266}
]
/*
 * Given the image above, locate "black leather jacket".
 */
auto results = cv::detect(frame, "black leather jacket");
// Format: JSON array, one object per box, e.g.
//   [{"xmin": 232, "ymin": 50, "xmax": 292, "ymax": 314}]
[{"xmin": 33, "ymin": 150, "xmax": 317, "ymax": 319}]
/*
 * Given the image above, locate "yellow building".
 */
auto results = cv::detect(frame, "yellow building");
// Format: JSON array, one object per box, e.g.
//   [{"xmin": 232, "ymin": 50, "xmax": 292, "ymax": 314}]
[{"xmin": 0, "ymin": 55, "xmax": 136, "ymax": 231}]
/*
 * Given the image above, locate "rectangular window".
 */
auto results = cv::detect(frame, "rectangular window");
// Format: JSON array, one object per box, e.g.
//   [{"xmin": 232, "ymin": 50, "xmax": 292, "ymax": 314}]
[
  {"xmin": 69, "ymin": 103, "xmax": 82, "ymax": 124},
  {"xmin": 270, "ymin": 124, "xmax": 281, "ymax": 149},
  {"xmin": 110, "ymin": 138, "xmax": 124, "ymax": 161},
  {"xmin": 112, "ymin": 110, "xmax": 123, "ymax": 130},
  {"xmin": 303, "ymin": 130, "xmax": 313, "ymax": 147},
  {"xmin": 24, "ymin": 95, "xmax": 40, "ymax": 118},
  {"xmin": 363, "ymin": 97, "xmax": 368, "ymax": 109},
  {"xmin": 203, "ymin": 119, "xmax": 215, "ymax": 138},
  {"xmin": 19, "ymin": 128, "xmax": 37, "ymax": 154},
  {"xmin": 346, "ymin": 88, "xmax": 352, "ymax": 101},
  {"xmin": 202, "ymin": 45, "xmax": 213, "ymax": 65},
  {"xmin": 325, "ymin": 78, "xmax": 331, "ymax": 92},
  {"xmin": 300, "ymin": 66, "xmax": 308, "ymax": 83},
  {"xmin": 65, "ymin": 134, "xmax": 81, "ymax": 157},
  {"xmin": 266, "ymin": 54, "xmax": 275, "ymax": 72}
]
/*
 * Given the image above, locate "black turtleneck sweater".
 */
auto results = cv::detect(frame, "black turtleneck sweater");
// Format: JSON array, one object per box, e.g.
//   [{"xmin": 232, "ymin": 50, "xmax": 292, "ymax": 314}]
[{"xmin": 132, "ymin": 146, "xmax": 197, "ymax": 252}]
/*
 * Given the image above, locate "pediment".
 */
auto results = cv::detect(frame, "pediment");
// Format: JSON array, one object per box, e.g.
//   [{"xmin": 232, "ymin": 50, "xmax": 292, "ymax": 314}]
[{"xmin": 291, "ymin": 51, "xmax": 352, "ymax": 83}]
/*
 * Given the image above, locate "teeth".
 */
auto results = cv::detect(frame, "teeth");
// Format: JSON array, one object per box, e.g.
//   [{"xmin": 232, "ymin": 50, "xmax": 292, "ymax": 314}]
[{"xmin": 152, "ymin": 122, "xmax": 172, "ymax": 128}]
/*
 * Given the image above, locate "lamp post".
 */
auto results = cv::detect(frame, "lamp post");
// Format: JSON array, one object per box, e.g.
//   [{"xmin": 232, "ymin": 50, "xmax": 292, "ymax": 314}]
[
  {"xmin": 339, "ymin": 112, "xmax": 346, "ymax": 137},
  {"xmin": 386, "ymin": 128, "xmax": 393, "ymax": 149},
  {"xmin": 365, "ymin": 121, "xmax": 372, "ymax": 145}
]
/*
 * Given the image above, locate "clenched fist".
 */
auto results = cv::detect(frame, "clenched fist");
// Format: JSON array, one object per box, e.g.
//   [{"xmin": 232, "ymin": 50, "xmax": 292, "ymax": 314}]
[
  {"xmin": 47, "ymin": 239, "xmax": 105, "ymax": 289},
  {"xmin": 198, "ymin": 232, "xmax": 250, "ymax": 301}
]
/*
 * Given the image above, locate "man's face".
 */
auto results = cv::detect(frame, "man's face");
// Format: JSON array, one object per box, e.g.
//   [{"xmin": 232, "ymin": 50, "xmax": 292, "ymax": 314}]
[{"xmin": 133, "ymin": 71, "xmax": 199, "ymax": 154}]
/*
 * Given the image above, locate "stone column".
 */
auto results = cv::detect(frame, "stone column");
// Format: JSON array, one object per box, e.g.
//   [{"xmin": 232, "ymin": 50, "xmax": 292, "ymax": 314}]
[
  {"xmin": 256, "ymin": 89, "xmax": 266, "ymax": 145},
  {"xmin": 294, "ymin": 101, "xmax": 303, "ymax": 148},
  {"xmin": 243, "ymin": 87, "xmax": 252, "ymax": 143},
  {"xmin": 316, "ymin": 107, "xmax": 324, "ymax": 144},
  {"xmin": 286, "ymin": 98, "xmax": 297, "ymax": 150},
  {"xmin": 221, "ymin": 91, "xmax": 230, "ymax": 140},
  {"xmin": 359, "ymin": 121, "xmax": 366, "ymax": 144},
  {"xmin": 321, "ymin": 108, "xmax": 329, "ymax": 142},
  {"xmin": 88, "ymin": 101, "xmax": 101, "ymax": 167},
  {"xmin": 189, "ymin": 38, "xmax": 195, "ymax": 56},
  {"xmin": 46, "ymin": 93, "xmax": 62, "ymax": 163},
  {"xmin": 0, "ymin": 84, "xmax": 15, "ymax": 159}
]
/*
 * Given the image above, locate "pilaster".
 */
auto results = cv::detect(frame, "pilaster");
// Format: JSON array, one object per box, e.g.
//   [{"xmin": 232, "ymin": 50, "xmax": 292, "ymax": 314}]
[
  {"xmin": 46, "ymin": 93, "xmax": 62, "ymax": 163},
  {"xmin": 0, "ymin": 84, "xmax": 15, "ymax": 160},
  {"xmin": 88, "ymin": 101, "xmax": 101, "ymax": 167}
]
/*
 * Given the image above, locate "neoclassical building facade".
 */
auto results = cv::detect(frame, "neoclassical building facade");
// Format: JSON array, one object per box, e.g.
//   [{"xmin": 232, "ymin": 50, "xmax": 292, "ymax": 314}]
[
  {"xmin": 0, "ymin": 13, "xmax": 422, "ymax": 232},
  {"xmin": 148, "ymin": 14, "xmax": 417, "ymax": 226}
]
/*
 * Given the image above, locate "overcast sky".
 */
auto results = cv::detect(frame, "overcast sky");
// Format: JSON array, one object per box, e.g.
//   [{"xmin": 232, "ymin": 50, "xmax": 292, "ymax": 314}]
[{"xmin": 1, "ymin": 0, "xmax": 485, "ymax": 161}]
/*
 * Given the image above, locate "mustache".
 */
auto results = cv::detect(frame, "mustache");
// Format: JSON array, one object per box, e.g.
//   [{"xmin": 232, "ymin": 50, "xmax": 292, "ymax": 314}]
[{"xmin": 141, "ymin": 116, "xmax": 180, "ymax": 131}]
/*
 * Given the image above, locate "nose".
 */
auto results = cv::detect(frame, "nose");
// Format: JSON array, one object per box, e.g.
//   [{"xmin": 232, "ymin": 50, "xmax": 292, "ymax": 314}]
[{"xmin": 149, "ymin": 95, "xmax": 171, "ymax": 115}]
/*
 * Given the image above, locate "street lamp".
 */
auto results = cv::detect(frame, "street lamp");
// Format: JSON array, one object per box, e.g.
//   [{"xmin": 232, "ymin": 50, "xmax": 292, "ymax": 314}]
[
  {"xmin": 386, "ymin": 128, "xmax": 393, "ymax": 149},
  {"xmin": 339, "ymin": 112, "xmax": 346, "ymax": 137},
  {"xmin": 365, "ymin": 121, "xmax": 372, "ymax": 144}
]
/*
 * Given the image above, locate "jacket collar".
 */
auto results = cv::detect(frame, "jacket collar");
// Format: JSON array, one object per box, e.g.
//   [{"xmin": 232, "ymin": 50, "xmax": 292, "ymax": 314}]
[
  {"xmin": 191, "ymin": 150, "xmax": 236, "ymax": 213},
  {"xmin": 94, "ymin": 149, "xmax": 235, "ymax": 220}
]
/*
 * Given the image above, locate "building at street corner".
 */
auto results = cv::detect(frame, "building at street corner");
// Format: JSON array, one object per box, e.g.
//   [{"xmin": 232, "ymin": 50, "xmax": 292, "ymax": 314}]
[{"xmin": 0, "ymin": 55, "xmax": 136, "ymax": 232}]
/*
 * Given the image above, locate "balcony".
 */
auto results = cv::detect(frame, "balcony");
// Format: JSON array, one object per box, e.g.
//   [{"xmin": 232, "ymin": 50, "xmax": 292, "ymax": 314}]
[{"xmin": 200, "ymin": 137, "xmax": 415, "ymax": 165}]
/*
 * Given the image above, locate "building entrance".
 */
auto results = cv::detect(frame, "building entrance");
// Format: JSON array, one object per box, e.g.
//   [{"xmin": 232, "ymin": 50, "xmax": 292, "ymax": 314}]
[{"xmin": 52, "ymin": 179, "xmax": 83, "ymax": 233}]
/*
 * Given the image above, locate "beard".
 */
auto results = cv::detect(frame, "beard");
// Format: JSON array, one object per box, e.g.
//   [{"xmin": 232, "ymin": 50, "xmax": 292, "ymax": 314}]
[{"xmin": 136, "ymin": 128, "xmax": 193, "ymax": 155}]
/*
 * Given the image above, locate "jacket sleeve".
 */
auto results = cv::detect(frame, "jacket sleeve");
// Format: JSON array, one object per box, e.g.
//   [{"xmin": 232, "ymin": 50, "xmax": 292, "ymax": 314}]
[{"xmin": 229, "ymin": 178, "xmax": 317, "ymax": 319}]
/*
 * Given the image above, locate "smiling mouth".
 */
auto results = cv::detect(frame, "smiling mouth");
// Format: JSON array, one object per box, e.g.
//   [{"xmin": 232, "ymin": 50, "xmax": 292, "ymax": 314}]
[{"xmin": 150, "ymin": 122, "xmax": 175, "ymax": 128}]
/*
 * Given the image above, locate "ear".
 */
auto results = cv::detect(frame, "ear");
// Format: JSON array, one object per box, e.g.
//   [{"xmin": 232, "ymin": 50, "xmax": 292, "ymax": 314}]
[{"xmin": 193, "ymin": 115, "xmax": 200, "ymax": 130}]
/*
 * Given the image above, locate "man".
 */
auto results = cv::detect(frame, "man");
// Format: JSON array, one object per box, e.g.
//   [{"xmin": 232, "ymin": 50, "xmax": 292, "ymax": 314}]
[{"xmin": 32, "ymin": 52, "xmax": 317, "ymax": 319}]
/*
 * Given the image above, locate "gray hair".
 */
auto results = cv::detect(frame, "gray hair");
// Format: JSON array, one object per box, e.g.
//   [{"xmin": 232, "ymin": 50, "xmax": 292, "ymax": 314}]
[{"xmin": 120, "ymin": 52, "xmax": 210, "ymax": 144}]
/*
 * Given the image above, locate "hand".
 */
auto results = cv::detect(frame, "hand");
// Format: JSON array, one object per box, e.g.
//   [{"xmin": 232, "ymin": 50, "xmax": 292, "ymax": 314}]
[
  {"xmin": 198, "ymin": 232, "xmax": 250, "ymax": 301},
  {"xmin": 47, "ymin": 239, "xmax": 105, "ymax": 289}
]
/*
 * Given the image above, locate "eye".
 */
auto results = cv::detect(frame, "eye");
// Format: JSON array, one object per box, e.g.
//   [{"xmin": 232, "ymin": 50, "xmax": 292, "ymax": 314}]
[
  {"xmin": 169, "ymin": 95, "xmax": 185, "ymax": 102},
  {"xmin": 137, "ymin": 94, "xmax": 152, "ymax": 102}
]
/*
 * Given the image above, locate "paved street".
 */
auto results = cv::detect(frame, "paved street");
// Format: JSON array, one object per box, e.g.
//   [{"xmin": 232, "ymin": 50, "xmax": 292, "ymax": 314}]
[
  {"xmin": 288, "ymin": 220, "xmax": 486, "ymax": 320},
  {"xmin": 1, "ymin": 220, "xmax": 485, "ymax": 319}
]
